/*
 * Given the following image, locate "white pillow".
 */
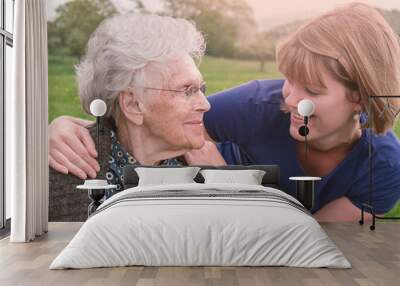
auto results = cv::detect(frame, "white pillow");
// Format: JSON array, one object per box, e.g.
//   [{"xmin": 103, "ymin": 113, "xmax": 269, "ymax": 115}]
[
  {"xmin": 200, "ymin": 169, "xmax": 266, "ymax": 185},
  {"xmin": 135, "ymin": 167, "xmax": 201, "ymax": 186}
]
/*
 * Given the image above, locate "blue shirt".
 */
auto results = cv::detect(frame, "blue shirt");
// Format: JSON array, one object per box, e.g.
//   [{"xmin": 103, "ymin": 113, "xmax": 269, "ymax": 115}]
[{"xmin": 204, "ymin": 79, "xmax": 400, "ymax": 214}]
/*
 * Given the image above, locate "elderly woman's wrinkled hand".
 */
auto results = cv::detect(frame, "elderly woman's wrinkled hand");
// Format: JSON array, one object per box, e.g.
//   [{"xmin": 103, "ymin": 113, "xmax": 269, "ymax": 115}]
[
  {"xmin": 48, "ymin": 116, "xmax": 100, "ymax": 179},
  {"xmin": 184, "ymin": 140, "xmax": 226, "ymax": 166}
]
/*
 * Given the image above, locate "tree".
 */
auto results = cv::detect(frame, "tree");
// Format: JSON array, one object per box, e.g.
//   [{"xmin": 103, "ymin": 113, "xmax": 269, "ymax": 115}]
[
  {"xmin": 193, "ymin": 10, "xmax": 238, "ymax": 57},
  {"xmin": 162, "ymin": 0, "xmax": 256, "ymax": 57},
  {"xmin": 238, "ymin": 33, "xmax": 275, "ymax": 72},
  {"xmin": 48, "ymin": 0, "xmax": 145, "ymax": 58},
  {"xmin": 237, "ymin": 19, "xmax": 306, "ymax": 70},
  {"xmin": 48, "ymin": 0, "xmax": 257, "ymax": 59}
]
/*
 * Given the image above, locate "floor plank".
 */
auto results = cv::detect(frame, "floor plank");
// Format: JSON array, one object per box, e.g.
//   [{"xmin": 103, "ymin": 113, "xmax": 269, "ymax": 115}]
[{"xmin": 0, "ymin": 222, "xmax": 399, "ymax": 286}]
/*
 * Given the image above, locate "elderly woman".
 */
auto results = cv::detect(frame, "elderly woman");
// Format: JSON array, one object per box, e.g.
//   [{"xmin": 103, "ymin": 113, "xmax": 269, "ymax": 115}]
[
  {"xmin": 51, "ymin": 4, "xmax": 400, "ymax": 222},
  {"xmin": 49, "ymin": 13, "xmax": 214, "ymax": 221}
]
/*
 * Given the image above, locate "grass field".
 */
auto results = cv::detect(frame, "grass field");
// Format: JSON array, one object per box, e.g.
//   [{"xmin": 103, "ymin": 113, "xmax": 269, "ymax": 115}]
[{"xmin": 48, "ymin": 54, "xmax": 400, "ymax": 217}]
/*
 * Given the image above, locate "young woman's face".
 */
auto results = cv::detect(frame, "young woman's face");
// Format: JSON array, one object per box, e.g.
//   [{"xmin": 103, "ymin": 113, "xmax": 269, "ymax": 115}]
[{"xmin": 283, "ymin": 70, "xmax": 361, "ymax": 148}]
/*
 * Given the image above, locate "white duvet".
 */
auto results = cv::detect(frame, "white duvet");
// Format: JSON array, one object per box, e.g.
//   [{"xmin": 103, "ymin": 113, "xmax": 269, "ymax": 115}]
[{"xmin": 50, "ymin": 183, "xmax": 351, "ymax": 269}]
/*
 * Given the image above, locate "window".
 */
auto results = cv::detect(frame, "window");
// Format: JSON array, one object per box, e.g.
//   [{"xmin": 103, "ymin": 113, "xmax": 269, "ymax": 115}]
[{"xmin": 0, "ymin": 0, "xmax": 14, "ymax": 233}]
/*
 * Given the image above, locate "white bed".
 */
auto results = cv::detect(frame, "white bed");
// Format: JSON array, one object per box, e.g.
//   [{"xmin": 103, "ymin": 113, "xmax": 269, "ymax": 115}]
[{"xmin": 50, "ymin": 183, "xmax": 351, "ymax": 269}]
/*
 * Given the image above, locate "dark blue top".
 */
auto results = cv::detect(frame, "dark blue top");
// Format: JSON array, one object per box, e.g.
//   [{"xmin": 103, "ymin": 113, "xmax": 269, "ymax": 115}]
[{"xmin": 204, "ymin": 79, "xmax": 400, "ymax": 214}]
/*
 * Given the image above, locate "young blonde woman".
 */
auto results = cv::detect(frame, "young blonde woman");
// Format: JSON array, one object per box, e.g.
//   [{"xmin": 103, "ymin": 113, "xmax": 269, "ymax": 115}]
[{"xmin": 49, "ymin": 3, "xmax": 400, "ymax": 222}]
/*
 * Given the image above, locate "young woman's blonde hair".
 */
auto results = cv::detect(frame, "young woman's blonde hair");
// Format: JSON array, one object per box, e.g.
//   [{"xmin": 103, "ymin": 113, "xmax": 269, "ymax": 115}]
[{"xmin": 276, "ymin": 2, "xmax": 400, "ymax": 135}]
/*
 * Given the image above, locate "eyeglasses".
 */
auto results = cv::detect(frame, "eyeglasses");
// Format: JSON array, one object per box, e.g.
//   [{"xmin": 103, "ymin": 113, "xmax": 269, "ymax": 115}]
[{"xmin": 129, "ymin": 83, "xmax": 207, "ymax": 98}]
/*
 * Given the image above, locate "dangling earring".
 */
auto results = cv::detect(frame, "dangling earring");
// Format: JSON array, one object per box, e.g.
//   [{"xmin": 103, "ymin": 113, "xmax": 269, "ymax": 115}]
[{"xmin": 353, "ymin": 111, "xmax": 361, "ymax": 122}]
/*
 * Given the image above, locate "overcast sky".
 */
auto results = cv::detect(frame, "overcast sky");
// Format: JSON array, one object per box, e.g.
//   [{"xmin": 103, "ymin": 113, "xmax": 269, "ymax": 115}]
[{"xmin": 47, "ymin": 0, "xmax": 400, "ymax": 30}]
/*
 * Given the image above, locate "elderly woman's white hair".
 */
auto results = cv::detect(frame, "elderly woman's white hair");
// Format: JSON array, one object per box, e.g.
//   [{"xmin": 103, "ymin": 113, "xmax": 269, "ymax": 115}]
[{"xmin": 76, "ymin": 13, "xmax": 206, "ymax": 120}]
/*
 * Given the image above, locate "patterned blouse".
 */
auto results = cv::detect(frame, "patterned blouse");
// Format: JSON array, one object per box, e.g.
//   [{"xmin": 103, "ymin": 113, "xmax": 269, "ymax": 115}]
[{"xmin": 104, "ymin": 130, "xmax": 183, "ymax": 199}]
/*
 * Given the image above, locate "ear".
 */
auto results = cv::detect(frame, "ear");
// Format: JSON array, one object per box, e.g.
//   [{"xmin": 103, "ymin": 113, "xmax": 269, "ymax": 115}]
[
  {"xmin": 354, "ymin": 101, "xmax": 363, "ymax": 113},
  {"xmin": 118, "ymin": 90, "xmax": 144, "ymax": 125},
  {"xmin": 346, "ymin": 89, "xmax": 363, "ymax": 112}
]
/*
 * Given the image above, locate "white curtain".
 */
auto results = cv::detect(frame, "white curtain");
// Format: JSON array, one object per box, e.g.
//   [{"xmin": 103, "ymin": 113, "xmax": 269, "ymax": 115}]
[{"xmin": 7, "ymin": 0, "xmax": 48, "ymax": 242}]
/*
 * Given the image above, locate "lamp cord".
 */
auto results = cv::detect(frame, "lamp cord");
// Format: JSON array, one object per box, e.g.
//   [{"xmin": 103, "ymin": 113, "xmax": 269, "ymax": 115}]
[{"xmin": 304, "ymin": 116, "xmax": 308, "ymax": 162}]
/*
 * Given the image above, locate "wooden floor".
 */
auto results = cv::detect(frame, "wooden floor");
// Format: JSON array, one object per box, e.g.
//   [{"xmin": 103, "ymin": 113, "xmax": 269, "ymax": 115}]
[{"xmin": 0, "ymin": 222, "xmax": 399, "ymax": 286}]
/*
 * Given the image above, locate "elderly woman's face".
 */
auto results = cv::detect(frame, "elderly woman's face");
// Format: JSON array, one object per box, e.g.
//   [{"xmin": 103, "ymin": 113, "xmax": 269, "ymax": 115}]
[{"xmin": 140, "ymin": 55, "xmax": 211, "ymax": 150}]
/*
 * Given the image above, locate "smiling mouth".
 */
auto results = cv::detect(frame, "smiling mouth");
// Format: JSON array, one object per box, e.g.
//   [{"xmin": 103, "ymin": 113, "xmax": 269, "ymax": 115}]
[
  {"xmin": 291, "ymin": 113, "xmax": 315, "ymax": 124},
  {"xmin": 292, "ymin": 114, "xmax": 303, "ymax": 120}
]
